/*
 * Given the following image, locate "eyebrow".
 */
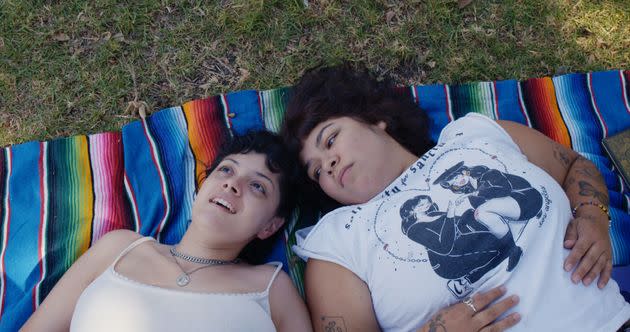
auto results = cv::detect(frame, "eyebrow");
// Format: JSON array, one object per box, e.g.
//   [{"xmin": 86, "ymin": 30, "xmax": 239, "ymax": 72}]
[{"xmin": 223, "ymin": 158, "xmax": 275, "ymax": 190}]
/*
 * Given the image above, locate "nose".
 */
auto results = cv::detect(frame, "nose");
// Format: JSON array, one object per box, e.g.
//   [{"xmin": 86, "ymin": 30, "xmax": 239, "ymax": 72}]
[
  {"xmin": 323, "ymin": 155, "xmax": 338, "ymax": 176},
  {"xmin": 222, "ymin": 178, "xmax": 241, "ymax": 196}
]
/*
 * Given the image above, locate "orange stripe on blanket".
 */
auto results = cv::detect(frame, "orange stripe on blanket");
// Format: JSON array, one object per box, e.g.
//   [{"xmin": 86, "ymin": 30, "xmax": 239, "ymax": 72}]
[
  {"xmin": 523, "ymin": 77, "xmax": 572, "ymax": 147},
  {"xmin": 182, "ymin": 97, "xmax": 229, "ymax": 187}
]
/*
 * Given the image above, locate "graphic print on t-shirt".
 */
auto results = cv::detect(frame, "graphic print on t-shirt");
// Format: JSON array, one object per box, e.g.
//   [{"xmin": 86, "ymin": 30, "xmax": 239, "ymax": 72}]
[{"xmin": 372, "ymin": 147, "xmax": 547, "ymax": 299}]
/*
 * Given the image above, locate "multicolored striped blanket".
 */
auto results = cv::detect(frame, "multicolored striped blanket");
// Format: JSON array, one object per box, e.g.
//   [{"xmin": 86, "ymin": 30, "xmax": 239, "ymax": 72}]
[{"xmin": 3, "ymin": 70, "xmax": 630, "ymax": 330}]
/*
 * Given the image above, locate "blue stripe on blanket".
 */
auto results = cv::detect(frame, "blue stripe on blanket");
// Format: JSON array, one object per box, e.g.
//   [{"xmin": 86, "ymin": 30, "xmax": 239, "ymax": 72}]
[{"xmin": 4, "ymin": 142, "xmax": 42, "ymax": 331}]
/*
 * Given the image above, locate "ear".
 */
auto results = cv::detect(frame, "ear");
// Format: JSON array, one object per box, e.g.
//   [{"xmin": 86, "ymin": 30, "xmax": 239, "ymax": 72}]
[
  {"xmin": 376, "ymin": 121, "xmax": 387, "ymax": 130},
  {"xmin": 256, "ymin": 216, "xmax": 285, "ymax": 240}
]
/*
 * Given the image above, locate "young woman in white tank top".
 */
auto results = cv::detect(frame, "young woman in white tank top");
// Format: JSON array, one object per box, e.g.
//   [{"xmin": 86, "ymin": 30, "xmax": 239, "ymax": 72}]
[{"xmin": 21, "ymin": 131, "xmax": 312, "ymax": 332}]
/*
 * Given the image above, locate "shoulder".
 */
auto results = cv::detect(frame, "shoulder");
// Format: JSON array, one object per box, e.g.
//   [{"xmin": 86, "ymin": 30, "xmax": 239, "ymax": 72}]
[
  {"xmin": 268, "ymin": 268, "xmax": 297, "ymax": 307},
  {"xmin": 86, "ymin": 229, "xmax": 144, "ymax": 267},
  {"xmin": 267, "ymin": 265, "xmax": 313, "ymax": 331},
  {"xmin": 97, "ymin": 229, "xmax": 142, "ymax": 244},
  {"xmin": 93, "ymin": 229, "xmax": 143, "ymax": 253},
  {"xmin": 439, "ymin": 114, "xmax": 512, "ymax": 144},
  {"xmin": 299, "ymin": 205, "xmax": 356, "ymax": 247}
]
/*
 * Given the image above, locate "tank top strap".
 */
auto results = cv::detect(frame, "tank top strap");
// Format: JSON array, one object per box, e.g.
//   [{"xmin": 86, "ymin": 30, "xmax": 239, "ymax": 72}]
[
  {"xmin": 264, "ymin": 262, "xmax": 284, "ymax": 294},
  {"xmin": 111, "ymin": 236, "xmax": 155, "ymax": 267}
]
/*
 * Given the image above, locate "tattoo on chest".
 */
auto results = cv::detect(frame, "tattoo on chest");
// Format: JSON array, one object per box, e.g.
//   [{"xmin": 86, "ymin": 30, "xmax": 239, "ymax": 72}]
[{"xmin": 321, "ymin": 316, "xmax": 347, "ymax": 332}]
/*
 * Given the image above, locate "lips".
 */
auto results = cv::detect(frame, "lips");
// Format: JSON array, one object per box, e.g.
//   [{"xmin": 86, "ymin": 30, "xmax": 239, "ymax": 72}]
[
  {"xmin": 338, "ymin": 164, "xmax": 353, "ymax": 187},
  {"xmin": 210, "ymin": 197, "xmax": 236, "ymax": 214}
]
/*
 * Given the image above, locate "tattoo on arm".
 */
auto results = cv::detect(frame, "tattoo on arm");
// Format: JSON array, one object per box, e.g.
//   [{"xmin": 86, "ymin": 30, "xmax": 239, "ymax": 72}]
[
  {"xmin": 427, "ymin": 313, "xmax": 447, "ymax": 332},
  {"xmin": 578, "ymin": 181, "xmax": 610, "ymax": 206},
  {"xmin": 553, "ymin": 145, "xmax": 572, "ymax": 169},
  {"xmin": 321, "ymin": 316, "xmax": 347, "ymax": 332}
]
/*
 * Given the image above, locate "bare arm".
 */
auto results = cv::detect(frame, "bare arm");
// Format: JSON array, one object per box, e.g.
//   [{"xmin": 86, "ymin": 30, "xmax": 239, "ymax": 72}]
[
  {"xmin": 417, "ymin": 286, "xmax": 520, "ymax": 332},
  {"xmin": 20, "ymin": 230, "xmax": 141, "ymax": 332},
  {"xmin": 306, "ymin": 259, "xmax": 521, "ymax": 332},
  {"xmin": 305, "ymin": 259, "xmax": 380, "ymax": 332},
  {"xmin": 498, "ymin": 120, "xmax": 612, "ymax": 288},
  {"xmin": 269, "ymin": 270, "xmax": 313, "ymax": 332}
]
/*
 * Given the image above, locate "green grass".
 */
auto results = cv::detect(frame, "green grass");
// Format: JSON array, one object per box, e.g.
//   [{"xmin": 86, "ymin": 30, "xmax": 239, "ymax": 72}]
[{"xmin": 0, "ymin": 0, "xmax": 628, "ymax": 146}]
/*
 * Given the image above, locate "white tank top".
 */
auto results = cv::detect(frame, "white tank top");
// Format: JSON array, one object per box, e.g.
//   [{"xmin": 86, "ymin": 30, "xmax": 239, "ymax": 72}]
[{"xmin": 70, "ymin": 237, "xmax": 282, "ymax": 332}]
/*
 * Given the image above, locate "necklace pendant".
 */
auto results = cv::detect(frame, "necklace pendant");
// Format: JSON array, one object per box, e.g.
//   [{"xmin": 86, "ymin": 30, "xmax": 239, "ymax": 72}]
[{"xmin": 176, "ymin": 273, "xmax": 190, "ymax": 287}]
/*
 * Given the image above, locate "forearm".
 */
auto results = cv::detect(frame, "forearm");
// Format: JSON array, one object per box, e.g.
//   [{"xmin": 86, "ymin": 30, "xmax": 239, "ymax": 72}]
[{"xmin": 562, "ymin": 155, "xmax": 609, "ymax": 222}]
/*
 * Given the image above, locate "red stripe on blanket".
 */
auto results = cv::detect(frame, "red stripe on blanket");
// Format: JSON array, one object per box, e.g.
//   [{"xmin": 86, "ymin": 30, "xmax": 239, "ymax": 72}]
[
  {"xmin": 492, "ymin": 81, "xmax": 500, "ymax": 119},
  {"xmin": 183, "ymin": 97, "xmax": 228, "ymax": 188},
  {"xmin": 522, "ymin": 77, "xmax": 571, "ymax": 147}
]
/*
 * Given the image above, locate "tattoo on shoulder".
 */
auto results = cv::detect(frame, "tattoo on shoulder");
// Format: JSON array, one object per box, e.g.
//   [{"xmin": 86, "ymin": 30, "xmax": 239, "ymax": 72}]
[
  {"xmin": 321, "ymin": 316, "xmax": 347, "ymax": 332},
  {"xmin": 553, "ymin": 145, "xmax": 572, "ymax": 168},
  {"xmin": 426, "ymin": 313, "xmax": 447, "ymax": 332},
  {"xmin": 578, "ymin": 181, "xmax": 610, "ymax": 206}
]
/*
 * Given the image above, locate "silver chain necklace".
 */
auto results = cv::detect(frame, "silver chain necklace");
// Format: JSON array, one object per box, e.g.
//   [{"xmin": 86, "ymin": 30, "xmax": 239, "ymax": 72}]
[{"xmin": 169, "ymin": 247, "xmax": 240, "ymax": 287}]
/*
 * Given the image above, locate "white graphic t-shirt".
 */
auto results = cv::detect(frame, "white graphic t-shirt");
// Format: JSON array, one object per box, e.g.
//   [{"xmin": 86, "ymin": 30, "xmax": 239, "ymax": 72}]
[{"xmin": 294, "ymin": 113, "xmax": 630, "ymax": 332}]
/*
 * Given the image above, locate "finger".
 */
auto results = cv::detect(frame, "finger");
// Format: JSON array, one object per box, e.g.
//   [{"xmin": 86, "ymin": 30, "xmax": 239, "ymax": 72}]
[
  {"xmin": 474, "ymin": 295, "xmax": 520, "ymax": 326},
  {"xmin": 598, "ymin": 259, "xmax": 613, "ymax": 289},
  {"xmin": 571, "ymin": 243, "xmax": 600, "ymax": 284},
  {"xmin": 582, "ymin": 253, "xmax": 607, "ymax": 286},
  {"xmin": 472, "ymin": 286, "xmax": 507, "ymax": 310},
  {"xmin": 564, "ymin": 219, "xmax": 578, "ymax": 249},
  {"xmin": 564, "ymin": 236, "xmax": 591, "ymax": 272},
  {"xmin": 479, "ymin": 313, "xmax": 521, "ymax": 332}
]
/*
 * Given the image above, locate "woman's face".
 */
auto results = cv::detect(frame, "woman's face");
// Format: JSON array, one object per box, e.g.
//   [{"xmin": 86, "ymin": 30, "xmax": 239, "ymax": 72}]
[
  {"xmin": 300, "ymin": 116, "xmax": 416, "ymax": 205},
  {"xmin": 448, "ymin": 172, "xmax": 471, "ymax": 188},
  {"xmin": 413, "ymin": 198, "xmax": 432, "ymax": 216},
  {"xmin": 191, "ymin": 152, "xmax": 284, "ymax": 243}
]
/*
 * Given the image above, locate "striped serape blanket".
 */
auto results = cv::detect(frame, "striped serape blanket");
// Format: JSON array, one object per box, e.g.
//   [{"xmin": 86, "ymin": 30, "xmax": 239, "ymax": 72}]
[{"xmin": 2, "ymin": 70, "xmax": 630, "ymax": 330}]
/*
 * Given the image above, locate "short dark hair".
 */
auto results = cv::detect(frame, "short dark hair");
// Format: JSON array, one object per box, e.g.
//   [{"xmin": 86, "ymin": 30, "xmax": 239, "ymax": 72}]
[
  {"xmin": 281, "ymin": 62, "xmax": 433, "ymax": 160},
  {"xmin": 281, "ymin": 63, "xmax": 434, "ymax": 208},
  {"xmin": 201, "ymin": 130, "xmax": 301, "ymax": 264}
]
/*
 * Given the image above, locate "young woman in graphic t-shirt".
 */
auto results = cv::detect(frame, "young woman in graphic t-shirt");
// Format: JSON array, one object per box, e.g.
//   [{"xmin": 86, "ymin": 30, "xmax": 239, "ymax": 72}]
[{"xmin": 282, "ymin": 64, "xmax": 630, "ymax": 332}]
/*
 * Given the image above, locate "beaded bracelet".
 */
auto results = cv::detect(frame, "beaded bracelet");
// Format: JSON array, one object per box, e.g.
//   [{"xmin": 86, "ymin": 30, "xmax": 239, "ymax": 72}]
[{"xmin": 571, "ymin": 201, "xmax": 611, "ymax": 227}]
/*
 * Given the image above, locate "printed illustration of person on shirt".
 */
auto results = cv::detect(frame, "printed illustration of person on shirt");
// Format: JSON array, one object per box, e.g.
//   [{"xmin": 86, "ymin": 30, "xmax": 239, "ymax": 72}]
[
  {"xmin": 399, "ymin": 195, "xmax": 520, "ymax": 297},
  {"xmin": 399, "ymin": 162, "xmax": 543, "ymax": 297},
  {"xmin": 433, "ymin": 161, "xmax": 543, "ymax": 243}
]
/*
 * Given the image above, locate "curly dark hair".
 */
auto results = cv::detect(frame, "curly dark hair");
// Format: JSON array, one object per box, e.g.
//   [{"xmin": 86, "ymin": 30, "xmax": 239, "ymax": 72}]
[
  {"xmin": 280, "ymin": 62, "xmax": 434, "ymax": 206},
  {"xmin": 200, "ymin": 130, "xmax": 302, "ymax": 264}
]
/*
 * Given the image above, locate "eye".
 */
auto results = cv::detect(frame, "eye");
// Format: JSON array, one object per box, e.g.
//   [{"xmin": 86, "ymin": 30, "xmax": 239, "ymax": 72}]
[
  {"xmin": 218, "ymin": 165, "xmax": 232, "ymax": 174},
  {"xmin": 313, "ymin": 167, "xmax": 321, "ymax": 181},
  {"xmin": 250, "ymin": 182, "xmax": 266, "ymax": 195},
  {"xmin": 326, "ymin": 132, "xmax": 337, "ymax": 148}
]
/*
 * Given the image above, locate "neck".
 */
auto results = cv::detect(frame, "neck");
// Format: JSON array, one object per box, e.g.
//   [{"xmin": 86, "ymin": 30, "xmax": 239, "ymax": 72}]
[
  {"xmin": 398, "ymin": 148, "xmax": 421, "ymax": 177},
  {"xmin": 175, "ymin": 227, "xmax": 244, "ymax": 263}
]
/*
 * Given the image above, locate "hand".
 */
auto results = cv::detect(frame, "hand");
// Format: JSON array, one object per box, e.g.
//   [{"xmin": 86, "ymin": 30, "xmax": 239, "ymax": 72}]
[
  {"xmin": 455, "ymin": 196, "xmax": 467, "ymax": 206},
  {"xmin": 563, "ymin": 212, "xmax": 613, "ymax": 289},
  {"xmin": 418, "ymin": 286, "xmax": 521, "ymax": 332},
  {"xmin": 447, "ymin": 201, "xmax": 455, "ymax": 218}
]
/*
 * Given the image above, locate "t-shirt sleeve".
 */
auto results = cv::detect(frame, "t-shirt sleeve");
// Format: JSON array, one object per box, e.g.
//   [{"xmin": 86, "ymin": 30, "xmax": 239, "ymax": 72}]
[
  {"xmin": 437, "ymin": 113, "xmax": 523, "ymax": 155},
  {"xmin": 292, "ymin": 209, "xmax": 363, "ymax": 279}
]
